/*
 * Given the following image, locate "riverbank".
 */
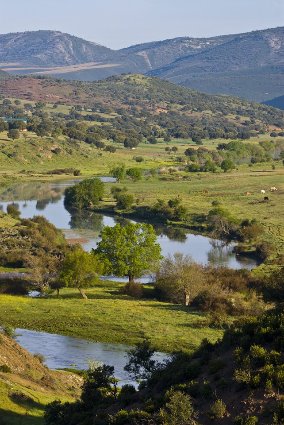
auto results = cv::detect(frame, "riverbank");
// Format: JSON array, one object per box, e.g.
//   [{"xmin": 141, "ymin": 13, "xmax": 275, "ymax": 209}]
[{"xmin": 0, "ymin": 281, "xmax": 222, "ymax": 354}]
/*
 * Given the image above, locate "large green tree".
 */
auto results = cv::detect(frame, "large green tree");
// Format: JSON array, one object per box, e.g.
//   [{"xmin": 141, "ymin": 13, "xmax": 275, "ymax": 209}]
[
  {"xmin": 95, "ymin": 223, "xmax": 162, "ymax": 283},
  {"xmin": 59, "ymin": 246, "xmax": 103, "ymax": 299},
  {"xmin": 64, "ymin": 178, "xmax": 104, "ymax": 210}
]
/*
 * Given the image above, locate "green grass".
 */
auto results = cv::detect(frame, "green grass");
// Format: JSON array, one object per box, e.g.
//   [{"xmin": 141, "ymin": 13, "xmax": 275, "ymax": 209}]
[
  {"xmin": 0, "ymin": 281, "xmax": 222, "ymax": 353},
  {"xmin": 0, "ymin": 379, "xmax": 70, "ymax": 425}
]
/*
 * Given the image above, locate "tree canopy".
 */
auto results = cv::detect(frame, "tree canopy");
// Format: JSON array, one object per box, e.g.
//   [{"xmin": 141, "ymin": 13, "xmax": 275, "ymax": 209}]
[
  {"xmin": 64, "ymin": 178, "xmax": 104, "ymax": 210},
  {"xmin": 59, "ymin": 246, "xmax": 103, "ymax": 298},
  {"xmin": 95, "ymin": 223, "xmax": 162, "ymax": 282}
]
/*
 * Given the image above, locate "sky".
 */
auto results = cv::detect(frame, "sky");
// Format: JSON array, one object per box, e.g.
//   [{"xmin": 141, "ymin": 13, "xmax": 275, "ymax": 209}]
[{"xmin": 0, "ymin": 0, "xmax": 283, "ymax": 49}]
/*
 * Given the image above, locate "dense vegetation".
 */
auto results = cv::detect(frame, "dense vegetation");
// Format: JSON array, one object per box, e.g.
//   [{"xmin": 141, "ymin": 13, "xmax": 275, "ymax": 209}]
[
  {"xmin": 44, "ymin": 305, "xmax": 284, "ymax": 424},
  {"xmin": 0, "ymin": 74, "xmax": 283, "ymax": 153}
]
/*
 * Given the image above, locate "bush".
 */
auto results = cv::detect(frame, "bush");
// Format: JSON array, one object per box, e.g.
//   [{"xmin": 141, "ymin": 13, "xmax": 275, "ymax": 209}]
[
  {"xmin": 159, "ymin": 390, "xmax": 198, "ymax": 425},
  {"xmin": 156, "ymin": 254, "xmax": 206, "ymax": 305},
  {"xmin": 0, "ymin": 364, "xmax": 11, "ymax": 373},
  {"xmin": 234, "ymin": 415, "xmax": 258, "ymax": 425},
  {"xmin": 109, "ymin": 409, "xmax": 153, "ymax": 425},
  {"xmin": 118, "ymin": 384, "xmax": 136, "ymax": 406},
  {"xmin": 64, "ymin": 178, "xmax": 104, "ymax": 210},
  {"xmin": 123, "ymin": 282, "xmax": 144, "ymax": 298},
  {"xmin": 208, "ymin": 399, "xmax": 227, "ymax": 419},
  {"xmin": 116, "ymin": 193, "xmax": 134, "ymax": 210},
  {"xmin": 7, "ymin": 203, "xmax": 20, "ymax": 219},
  {"xmin": 2, "ymin": 326, "xmax": 15, "ymax": 338},
  {"xmin": 34, "ymin": 353, "xmax": 45, "ymax": 364}
]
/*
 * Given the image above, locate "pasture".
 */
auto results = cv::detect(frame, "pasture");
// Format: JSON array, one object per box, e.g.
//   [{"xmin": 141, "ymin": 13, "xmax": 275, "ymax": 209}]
[{"xmin": 0, "ymin": 281, "xmax": 222, "ymax": 353}]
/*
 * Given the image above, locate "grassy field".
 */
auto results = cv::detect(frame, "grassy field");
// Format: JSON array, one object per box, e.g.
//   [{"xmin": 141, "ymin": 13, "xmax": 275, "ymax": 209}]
[
  {"xmin": 109, "ymin": 164, "xmax": 284, "ymax": 256},
  {"xmin": 0, "ymin": 281, "xmax": 222, "ymax": 353},
  {"xmin": 0, "ymin": 379, "xmax": 74, "ymax": 425},
  {"xmin": 0, "ymin": 131, "xmax": 283, "ymax": 258}
]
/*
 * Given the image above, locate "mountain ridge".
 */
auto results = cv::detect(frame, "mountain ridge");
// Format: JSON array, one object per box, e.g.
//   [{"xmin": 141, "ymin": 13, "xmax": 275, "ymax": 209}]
[{"xmin": 0, "ymin": 27, "xmax": 283, "ymax": 101}]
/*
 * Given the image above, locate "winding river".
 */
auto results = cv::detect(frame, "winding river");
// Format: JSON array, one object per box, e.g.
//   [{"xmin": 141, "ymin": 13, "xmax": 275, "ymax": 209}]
[
  {"xmin": 0, "ymin": 178, "xmax": 258, "ymax": 271},
  {"xmin": 0, "ymin": 178, "xmax": 257, "ymax": 382}
]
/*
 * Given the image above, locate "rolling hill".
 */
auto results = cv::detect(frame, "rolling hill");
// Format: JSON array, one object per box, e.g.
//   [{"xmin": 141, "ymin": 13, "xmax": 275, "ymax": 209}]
[
  {"xmin": 0, "ymin": 73, "xmax": 283, "ymax": 128},
  {"xmin": 0, "ymin": 28, "xmax": 283, "ymax": 101}
]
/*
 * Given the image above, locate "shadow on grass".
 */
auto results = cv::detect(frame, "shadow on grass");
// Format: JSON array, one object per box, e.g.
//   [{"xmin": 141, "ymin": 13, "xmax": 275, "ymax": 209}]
[
  {"xmin": 144, "ymin": 303, "xmax": 204, "ymax": 314},
  {"xmin": 0, "ymin": 408, "xmax": 43, "ymax": 425}
]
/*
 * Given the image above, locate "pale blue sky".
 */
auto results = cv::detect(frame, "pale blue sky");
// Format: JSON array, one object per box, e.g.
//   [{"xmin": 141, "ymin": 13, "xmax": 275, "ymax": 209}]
[{"xmin": 1, "ymin": 0, "xmax": 283, "ymax": 49}]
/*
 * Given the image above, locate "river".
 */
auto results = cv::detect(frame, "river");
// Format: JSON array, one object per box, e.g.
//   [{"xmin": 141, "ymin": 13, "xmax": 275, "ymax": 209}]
[
  {"xmin": 15, "ymin": 328, "xmax": 167, "ymax": 386},
  {"xmin": 0, "ymin": 179, "xmax": 258, "ymax": 271}
]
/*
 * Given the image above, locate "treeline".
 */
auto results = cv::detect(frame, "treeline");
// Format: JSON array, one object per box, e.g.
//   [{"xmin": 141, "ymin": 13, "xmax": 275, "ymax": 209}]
[
  {"xmin": 185, "ymin": 139, "xmax": 284, "ymax": 172},
  {"xmin": 1, "ymin": 73, "xmax": 284, "ymax": 149}
]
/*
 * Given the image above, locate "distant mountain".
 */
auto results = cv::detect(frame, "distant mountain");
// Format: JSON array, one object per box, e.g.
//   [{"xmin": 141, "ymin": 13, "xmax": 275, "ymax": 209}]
[
  {"xmin": 0, "ymin": 28, "xmax": 283, "ymax": 102},
  {"xmin": 0, "ymin": 30, "xmax": 116, "ymax": 66},
  {"xmin": 119, "ymin": 34, "xmax": 235, "ymax": 70},
  {"xmin": 264, "ymin": 95, "xmax": 284, "ymax": 110},
  {"xmin": 149, "ymin": 27, "xmax": 284, "ymax": 101},
  {"xmin": 0, "ymin": 30, "xmax": 149, "ymax": 80}
]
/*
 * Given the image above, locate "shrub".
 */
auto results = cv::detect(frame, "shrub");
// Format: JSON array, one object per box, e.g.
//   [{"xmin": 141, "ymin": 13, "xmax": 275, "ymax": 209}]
[
  {"xmin": 208, "ymin": 399, "xmax": 227, "ymax": 419},
  {"xmin": 116, "ymin": 193, "xmax": 134, "ymax": 210},
  {"xmin": 234, "ymin": 415, "xmax": 259, "ymax": 425},
  {"xmin": 7, "ymin": 203, "xmax": 20, "ymax": 219},
  {"xmin": 0, "ymin": 364, "xmax": 11, "ymax": 373},
  {"xmin": 156, "ymin": 254, "xmax": 206, "ymax": 305},
  {"xmin": 34, "ymin": 353, "xmax": 45, "ymax": 364},
  {"xmin": 159, "ymin": 390, "xmax": 198, "ymax": 425},
  {"xmin": 110, "ymin": 409, "xmax": 153, "ymax": 425},
  {"xmin": 118, "ymin": 384, "xmax": 136, "ymax": 406},
  {"xmin": 2, "ymin": 326, "xmax": 15, "ymax": 338},
  {"xmin": 123, "ymin": 282, "xmax": 144, "ymax": 298},
  {"xmin": 64, "ymin": 178, "xmax": 104, "ymax": 210}
]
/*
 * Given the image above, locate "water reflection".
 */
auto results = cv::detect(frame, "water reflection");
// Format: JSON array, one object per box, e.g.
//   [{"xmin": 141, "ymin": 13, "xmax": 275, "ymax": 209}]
[
  {"xmin": 0, "ymin": 179, "xmax": 258, "ymax": 270},
  {"xmin": 15, "ymin": 328, "xmax": 167, "ymax": 387}
]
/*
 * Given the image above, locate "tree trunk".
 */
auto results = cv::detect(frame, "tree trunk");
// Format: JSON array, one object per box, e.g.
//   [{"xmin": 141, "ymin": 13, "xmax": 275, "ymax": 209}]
[
  {"xmin": 128, "ymin": 274, "xmax": 134, "ymax": 284},
  {"xmin": 184, "ymin": 290, "xmax": 190, "ymax": 306},
  {"xmin": 56, "ymin": 288, "xmax": 59, "ymax": 298},
  {"xmin": 78, "ymin": 288, "xmax": 88, "ymax": 299}
]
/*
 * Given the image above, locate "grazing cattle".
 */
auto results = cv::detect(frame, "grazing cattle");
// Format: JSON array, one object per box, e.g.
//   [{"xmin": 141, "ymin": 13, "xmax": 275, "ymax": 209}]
[
  {"xmin": 270, "ymin": 187, "xmax": 277, "ymax": 192},
  {"xmin": 245, "ymin": 191, "xmax": 251, "ymax": 195},
  {"xmin": 261, "ymin": 189, "xmax": 266, "ymax": 194},
  {"xmin": 264, "ymin": 196, "xmax": 269, "ymax": 201}
]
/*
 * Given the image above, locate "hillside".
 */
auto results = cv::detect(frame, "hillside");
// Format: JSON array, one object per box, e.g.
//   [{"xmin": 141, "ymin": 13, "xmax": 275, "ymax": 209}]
[
  {"xmin": 0, "ymin": 74, "xmax": 283, "ymax": 124},
  {"xmin": 264, "ymin": 95, "xmax": 284, "ymax": 110},
  {"xmin": 0, "ymin": 28, "xmax": 283, "ymax": 101},
  {"xmin": 119, "ymin": 34, "xmax": 235, "ymax": 70},
  {"xmin": 149, "ymin": 27, "xmax": 284, "ymax": 102},
  {"xmin": 0, "ymin": 330, "xmax": 81, "ymax": 424}
]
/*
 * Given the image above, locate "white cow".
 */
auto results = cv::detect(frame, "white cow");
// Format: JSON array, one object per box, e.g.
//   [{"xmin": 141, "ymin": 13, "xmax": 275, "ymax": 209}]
[
  {"xmin": 270, "ymin": 187, "xmax": 278, "ymax": 192},
  {"xmin": 260, "ymin": 189, "xmax": 266, "ymax": 194}
]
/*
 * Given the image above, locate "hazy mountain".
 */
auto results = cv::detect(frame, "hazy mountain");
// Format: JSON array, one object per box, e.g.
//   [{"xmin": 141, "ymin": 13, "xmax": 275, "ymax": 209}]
[
  {"xmin": 0, "ymin": 30, "xmax": 116, "ymax": 66},
  {"xmin": 0, "ymin": 28, "xmax": 283, "ymax": 101},
  {"xmin": 119, "ymin": 34, "xmax": 235, "ymax": 70},
  {"xmin": 149, "ymin": 27, "xmax": 284, "ymax": 101},
  {"xmin": 264, "ymin": 94, "xmax": 284, "ymax": 110}
]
